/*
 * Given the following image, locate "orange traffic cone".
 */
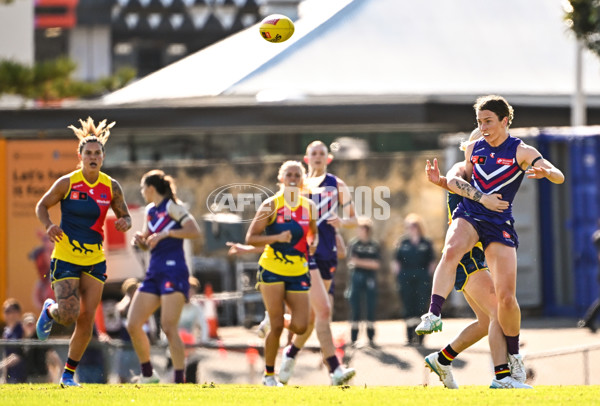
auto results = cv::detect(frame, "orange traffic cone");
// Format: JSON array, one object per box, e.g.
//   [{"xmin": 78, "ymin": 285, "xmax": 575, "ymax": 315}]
[
  {"xmin": 204, "ymin": 283, "xmax": 219, "ymax": 339},
  {"xmin": 334, "ymin": 332, "xmax": 346, "ymax": 361}
]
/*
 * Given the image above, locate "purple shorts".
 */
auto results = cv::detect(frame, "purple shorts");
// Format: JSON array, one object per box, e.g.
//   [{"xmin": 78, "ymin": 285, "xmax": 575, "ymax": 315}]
[
  {"xmin": 453, "ymin": 206, "xmax": 519, "ymax": 250},
  {"xmin": 309, "ymin": 256, "xmax": 337, "ymax": 281},
  {"xmin": 139, "ymin": 270, "xmax": 190, "ymax": 300}
]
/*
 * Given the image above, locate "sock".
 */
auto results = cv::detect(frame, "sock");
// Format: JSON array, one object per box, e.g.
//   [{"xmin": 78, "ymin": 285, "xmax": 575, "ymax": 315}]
[
  {"xmin": 141, "ymin": 361, "xmax": 153, "ymax": 377},
  {"xmin": 265, "ymin": 365, "xmax": 275, "ymax": 376},
  {"xmin": 505, "ymin": 334, "xmax": 520, "ymax": 355},
  {"xmin": 63, "ymin": 358, "xmax": 79, "ymax": 377},
  {"xmin": 45, "ymin": 307, "xmax": 53, "ymax": 320},
  {"xmin": 326, "ymin": 355, "xmax": 340, "ymax": 373},
  {"xmin": 351, "ymin": 328, "xmax": 359, "ymax": 343},
  {"xmin": 174, "ymin": 369, "xmax": 184, "ymax": 384},
  {"xmin": 367, "ymin": 327, "xmax": 375, "ymax": 342},
  {"xmin": 286, "ymin": 344, "xmax": 300, "ymax": 359},
  {"xmin": 429, "ymin": 294, "xmax": 446, "ymax": 317},
  {"xmin": 494, "ymin": 363, "xmax": 511, "ymax": 380},
  {"xmin": 437, "ymin": 345, "xmax": 459, "ymax": 366}
]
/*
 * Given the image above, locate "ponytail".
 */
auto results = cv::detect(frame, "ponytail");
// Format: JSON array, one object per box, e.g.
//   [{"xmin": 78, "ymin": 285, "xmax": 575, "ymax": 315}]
[{"xmin": 141, "ymin": 170, "xmax": 180, "ymax": 203}]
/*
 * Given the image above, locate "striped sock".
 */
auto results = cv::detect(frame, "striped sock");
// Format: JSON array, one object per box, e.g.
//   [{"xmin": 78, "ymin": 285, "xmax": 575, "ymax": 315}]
[
  {"xmin": 437, "ymin": 345, "xmax": 458, "ymax": 366},
  {"xmin": 63, "ymin": 358, "xmax": 79, "ymax": 377},
  {"xmin": 494, "ymin": 363, "xmax": 511, "ymax": 380},
  {"xmin": 265, "ymin": 365, "xmax": 275, "ymax": 376}
]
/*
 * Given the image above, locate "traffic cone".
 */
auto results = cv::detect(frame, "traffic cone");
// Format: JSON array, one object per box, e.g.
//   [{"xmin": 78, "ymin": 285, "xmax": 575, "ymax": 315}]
[
  {"xmin": 204, "ymin": 283, "xmax": 219, "ymax": 339},
  {"xmin": 334, "ymin": 332, "xmax": 346, "ymax": 361}
]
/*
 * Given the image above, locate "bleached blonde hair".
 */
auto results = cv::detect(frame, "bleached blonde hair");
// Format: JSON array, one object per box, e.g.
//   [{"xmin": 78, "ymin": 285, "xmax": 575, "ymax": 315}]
[
  {"xmin": 277, "ymin": 160, "xmax": 306, "ymax": 182},
  {"xmin": 459, "ymin": 128, "xmax": 483, "ymax": 152},
  {"xmin": 68, "ymin": 117, "xmax": 115, "ymax": 153}
]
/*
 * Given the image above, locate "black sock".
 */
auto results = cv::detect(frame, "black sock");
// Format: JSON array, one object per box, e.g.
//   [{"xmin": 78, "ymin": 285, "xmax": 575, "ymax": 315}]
[
  {"xmin": 141, "ymin": 361, "xmax": 153, "ymax": 377},
  {"xmin": 351, "ymin": 328, "xmax": 359, "ymax": 343}
]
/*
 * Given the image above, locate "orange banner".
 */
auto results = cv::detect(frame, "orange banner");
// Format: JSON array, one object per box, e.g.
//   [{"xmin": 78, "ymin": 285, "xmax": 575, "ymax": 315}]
[{"xmin": 4, "ymin": 139, "xmax": 78, "ymax": 314}]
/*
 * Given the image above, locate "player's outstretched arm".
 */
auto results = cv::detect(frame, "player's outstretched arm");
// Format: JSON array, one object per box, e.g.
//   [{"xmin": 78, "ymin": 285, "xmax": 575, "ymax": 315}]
[{"xmin": 518, "ymin": 143, "xmax": 565, "ymax": 184}]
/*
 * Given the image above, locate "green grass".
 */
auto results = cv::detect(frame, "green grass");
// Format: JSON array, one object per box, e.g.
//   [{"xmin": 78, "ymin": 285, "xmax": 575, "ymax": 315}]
[{"xmin": 0, "ymin": 384, "xmax": 598, "ymax": 406}]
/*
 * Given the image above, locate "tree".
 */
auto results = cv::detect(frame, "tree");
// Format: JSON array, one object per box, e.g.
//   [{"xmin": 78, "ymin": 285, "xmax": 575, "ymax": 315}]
[
  {"xmin": 564, "ymin": 0, "xmax": 600, "ymax": 57},
  {"xmin": 0, "ymin": 57, "xmax": 136, "ymax": 104}
]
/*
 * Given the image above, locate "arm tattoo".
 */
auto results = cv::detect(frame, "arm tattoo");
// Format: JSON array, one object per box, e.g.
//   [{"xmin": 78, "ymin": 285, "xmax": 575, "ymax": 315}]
[
  {"xmin": 111, "ymin": 180, "xmax": 132, "ymax": 221},
  {"xmin": 455, "ymin": 180, "xmax": 482, "ymax": 202}
]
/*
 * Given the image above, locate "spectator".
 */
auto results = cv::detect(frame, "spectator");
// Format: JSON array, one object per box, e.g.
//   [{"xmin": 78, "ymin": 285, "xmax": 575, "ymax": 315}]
[
  {"xmin": 346, "ymin": 218, "xmax": 381, "ymax": 347},
  {"xmin": 392, "ymin": 213, "xmax": 435, "ymax": 345},
  {"xmin": 22, "ymin": 312, "xmax": 62, "ymax": 383},
  {"xmin": 578, "ymin": 225, "xmax": 600, "ymax": 332},
  {"xmin": 179, "ymin": 276, "xmax": 208, "ymax": 383},
  {"xmin": 114, "ymin": 278, "xmax": 142, "ymax": 382},
  {"xmin": 1, "ymin": 298, "xmax": 26, "ymax": 383}
]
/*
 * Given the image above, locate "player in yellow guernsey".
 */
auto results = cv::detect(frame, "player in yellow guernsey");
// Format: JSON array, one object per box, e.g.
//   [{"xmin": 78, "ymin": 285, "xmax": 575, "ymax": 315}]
[
  {"xmin": 246, "ymin": 161, "xmax": 318, "ymax": 387},
  {"xmin": 35, "ymin": 117, "xmax": 132, "ymax": 388}
]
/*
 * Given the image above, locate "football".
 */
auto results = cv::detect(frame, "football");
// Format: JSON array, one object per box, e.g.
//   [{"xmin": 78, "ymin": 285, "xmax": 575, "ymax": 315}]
[{"xmin": 259, "ymin": 14, "xmax": 295, "ymax": 43}]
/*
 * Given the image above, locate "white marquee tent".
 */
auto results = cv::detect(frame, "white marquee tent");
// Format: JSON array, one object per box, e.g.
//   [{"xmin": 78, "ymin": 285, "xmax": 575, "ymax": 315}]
[{"xmin": 103, "ymin": 0, "xmax": 600, "ymax": 106}]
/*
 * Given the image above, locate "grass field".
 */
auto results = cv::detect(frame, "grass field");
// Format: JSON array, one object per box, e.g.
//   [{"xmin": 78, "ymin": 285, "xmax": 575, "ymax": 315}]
[{"xmin": 0, "ymin": 384, "xmax": 598, "ymax": 406}]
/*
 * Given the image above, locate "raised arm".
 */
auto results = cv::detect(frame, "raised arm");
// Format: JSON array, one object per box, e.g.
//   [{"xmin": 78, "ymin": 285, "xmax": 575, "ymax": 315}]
[
  {"xmin": 517, "ymin": 143, "xmax": 565, "ymax": 184},
  {"xmin": 426, "ymin": 158, "xmax": 467, "ymax": 192}
]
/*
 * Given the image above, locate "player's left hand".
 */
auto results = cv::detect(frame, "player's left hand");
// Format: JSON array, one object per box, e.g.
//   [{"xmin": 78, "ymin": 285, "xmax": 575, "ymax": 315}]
[
  {"xmin": 526, "ymin": 166, "xmax": 549, "ymax": 180},
  {"xmin": 114, "ymin": 217, "xmax": 131, "ymax": 232}
]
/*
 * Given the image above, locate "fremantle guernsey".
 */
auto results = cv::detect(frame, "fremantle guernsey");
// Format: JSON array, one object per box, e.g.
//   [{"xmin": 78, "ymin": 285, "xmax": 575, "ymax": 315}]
[
  {"xmin": 307, "ymin": 173, "xmax": 338, "ymax": 261},
  {"xmin": 146, "ymin": 199, "xmax": 189, "ymax": 275},
  {"xmin": 52, "ymin": 170, "xmax": 112, "ymax": 266},
  {"xmin": 458, "ymin": 135, "xmax": 525, "ymax": 225},
  {"xmin": 258, "ymin": 192, "xmax": 312, "ymax": 277}
]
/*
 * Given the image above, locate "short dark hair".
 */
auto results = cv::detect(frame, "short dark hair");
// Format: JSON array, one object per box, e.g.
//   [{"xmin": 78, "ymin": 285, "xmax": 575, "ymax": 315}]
[
  {"xmin": 474, "ymin": 95, "xmax": 514, "ymax": 126},
  {"xmin": 3, "ymin": 298, "xmax": 21, "ymax": 313}
]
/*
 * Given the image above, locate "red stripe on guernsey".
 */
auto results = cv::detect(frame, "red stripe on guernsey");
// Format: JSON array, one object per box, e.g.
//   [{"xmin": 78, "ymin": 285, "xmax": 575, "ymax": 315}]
[
  {"xmin": 292, "ymin": 205, "xmax": 310, "ymax": 255},
  {"xmin": 441, "ymin": 348, "xmax": 456, "ymax": 361},
  {"xmin": 473, "ymin": 165, "xmax": 520, "ymax": 191},
  {"xmin": 83, "ymin": 182, "xmax": 112, "ymax": 239}
]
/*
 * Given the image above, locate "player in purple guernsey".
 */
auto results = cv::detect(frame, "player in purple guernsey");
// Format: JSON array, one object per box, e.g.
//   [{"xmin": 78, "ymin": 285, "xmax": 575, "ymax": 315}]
[
  {"xmin": 416, "ymin": 95, "xmax": 564, "ymax": 389},
  {"xmin": 278, "ymin": 141, "xmax": 357, "ymax": 386},
  {"xmin": 128, "ymin": 170, "xmax": 201, "ymax": 384}
]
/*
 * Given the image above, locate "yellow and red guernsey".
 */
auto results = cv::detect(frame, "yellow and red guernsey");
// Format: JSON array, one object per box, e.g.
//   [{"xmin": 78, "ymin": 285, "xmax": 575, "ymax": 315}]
[
  {"xmin": 258, "ymin": 192, "xmax": 312, "ymax": 277},
  {"xmin": 52, "ymin": 170, "xmax": 112, "ymax": 265}
]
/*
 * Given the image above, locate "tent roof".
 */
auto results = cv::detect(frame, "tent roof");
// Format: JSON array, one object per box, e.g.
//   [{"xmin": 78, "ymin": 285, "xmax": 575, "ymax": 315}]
[{"xmin": 103, "ymin": 0, "xmax": 600, "ymax": 106}]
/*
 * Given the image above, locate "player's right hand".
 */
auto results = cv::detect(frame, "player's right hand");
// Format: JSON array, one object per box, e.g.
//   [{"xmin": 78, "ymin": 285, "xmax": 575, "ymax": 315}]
[
  {"xmin": 276, "ymin": 230, "xmax": 292, "ymax": 243},
  {"xmin": 480, "ymin": 193, "xmax": 509, "ymax": 212},
  {"xmin": 46, "ymin": 224, "xmax": 63, "ymax": 243},
  {"xmin": 425, "ymin": 158, "xmax": 441, "ymax": 186},
  {"xmin": 132, "ymin": 231, "xmax": 148, "ymax": 250}
]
